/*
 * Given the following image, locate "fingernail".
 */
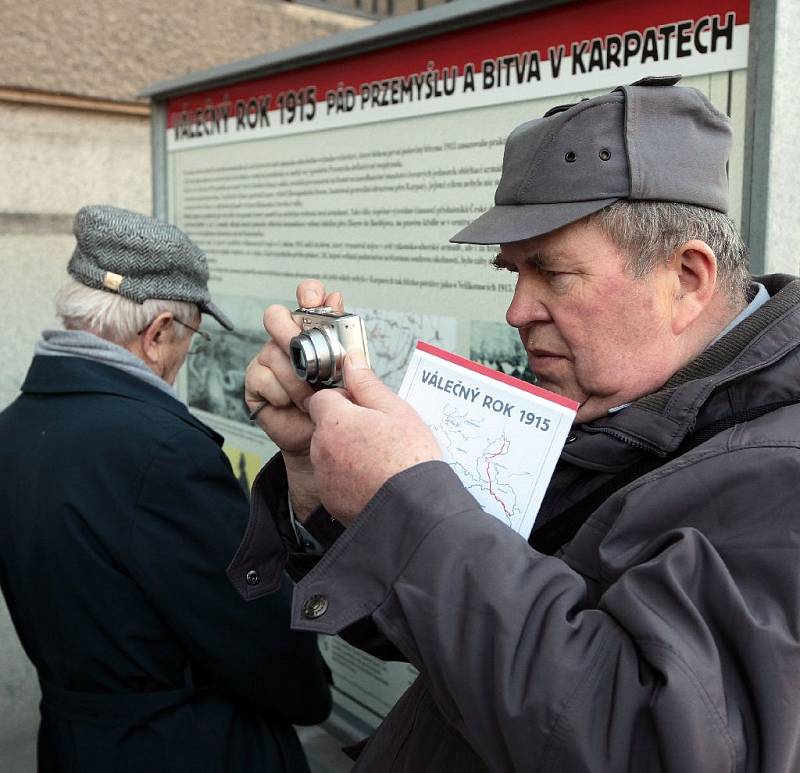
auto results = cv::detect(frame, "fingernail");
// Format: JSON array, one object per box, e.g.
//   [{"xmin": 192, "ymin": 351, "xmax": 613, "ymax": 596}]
[
  {"xmin": 302, "ymin": 396, "xmax": 312, "ymax": 412},
  {"xmin": 347, "ymin": 348, "xmax": 368, "ymax": 369}
]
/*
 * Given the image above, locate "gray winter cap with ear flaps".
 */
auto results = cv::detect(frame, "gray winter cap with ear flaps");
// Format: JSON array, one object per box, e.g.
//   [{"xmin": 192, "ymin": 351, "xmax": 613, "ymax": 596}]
[
  {"xmin": 450, "ymin": 75, "xmax": 733, "ymax": 246},
  {"xmin": 68, "ymin": 205, "xmax": 234, "ymax": 330}
]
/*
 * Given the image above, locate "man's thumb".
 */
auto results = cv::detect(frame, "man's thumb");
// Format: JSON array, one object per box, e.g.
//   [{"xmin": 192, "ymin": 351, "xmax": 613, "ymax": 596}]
[{"xmin": 343, "ymin": 348, "xmax": 395, "ymax": 411}]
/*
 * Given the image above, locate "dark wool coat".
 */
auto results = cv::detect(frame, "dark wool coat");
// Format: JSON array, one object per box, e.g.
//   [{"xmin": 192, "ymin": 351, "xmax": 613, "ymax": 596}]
[{"xmin": 0, "ymin": 355, "xmax": 331, "ymax": 773}]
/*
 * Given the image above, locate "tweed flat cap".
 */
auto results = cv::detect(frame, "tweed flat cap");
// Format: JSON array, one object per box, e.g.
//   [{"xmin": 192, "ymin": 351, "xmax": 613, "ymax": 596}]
[
  {"xmin": 451, "ymin": 75, "xmax": 732, "ymax": 245},
  {"xmin": 68, "ymin": 205, "xmax": 233, "ymax": 330}
]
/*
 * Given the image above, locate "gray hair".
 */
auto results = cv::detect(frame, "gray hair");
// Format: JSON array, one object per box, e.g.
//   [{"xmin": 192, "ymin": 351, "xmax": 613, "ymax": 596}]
[
  {"xmin": 55, "ymin": 278, "xmax": 198, "ymax": 345},
  {"xmin": 591, "ymin": 200, "xmax": 751, "ymax": 304}
]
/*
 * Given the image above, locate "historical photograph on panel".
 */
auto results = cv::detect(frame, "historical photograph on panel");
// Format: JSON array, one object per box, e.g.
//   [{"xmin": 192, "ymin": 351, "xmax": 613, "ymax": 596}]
[
  {"xmin": 353, "ymin": 308, "xmax": 458, "ymax": 392},
  {"xmin": 186, "ymin": 295, "xmax": 269, "ymax": 424},
  {"xmin": 469, "ymin": 319, "xmax": 536, "ymax": 385}
]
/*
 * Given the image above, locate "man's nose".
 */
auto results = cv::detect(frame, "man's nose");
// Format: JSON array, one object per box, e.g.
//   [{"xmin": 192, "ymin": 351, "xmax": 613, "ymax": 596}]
[{"xmin": 505, "ymin": 275, "xmax": 551, "ymax": 328}]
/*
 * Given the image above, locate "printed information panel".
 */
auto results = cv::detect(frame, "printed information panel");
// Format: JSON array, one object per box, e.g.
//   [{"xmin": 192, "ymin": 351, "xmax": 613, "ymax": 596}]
[{"xmin": 164, "ymin": 0, "xmax": 749, "ymax": 735}]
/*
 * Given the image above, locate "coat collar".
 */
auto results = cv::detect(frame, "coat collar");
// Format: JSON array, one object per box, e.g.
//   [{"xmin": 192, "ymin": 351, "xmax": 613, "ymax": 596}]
[
  {"xmin": 21, "ymin": 355, "xmax": 224, "ymax": 445},
  {"xmin": 563, "ymin": 275, "xmax": 800, "ymax": 466}
]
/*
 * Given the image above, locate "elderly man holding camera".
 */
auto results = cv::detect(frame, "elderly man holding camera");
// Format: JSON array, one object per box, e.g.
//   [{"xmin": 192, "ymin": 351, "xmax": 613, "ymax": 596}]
[
  {"xmin": 0, "ymin": 206, "xmax": 332, "ymax": 773},
  {"xmin": 236, "ymin": 76, "xmax": 800, "ymax": 771}
]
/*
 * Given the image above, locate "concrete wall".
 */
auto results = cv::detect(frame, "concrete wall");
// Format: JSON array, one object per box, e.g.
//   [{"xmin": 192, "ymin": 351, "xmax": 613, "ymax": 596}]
[
  {"xmin": 761, "ymin": 0, "xmax": 800, "ymax": 273},
  {"xmin": 0, "ymin": 101, "xmax": 152, "ymax": 772},
  {"xmin": 0, "ymin": 613, "xmax": 37, "ymax": 772},
  {"xmin": 0, "ymin": 102, "xmax": 152, "ymax": 407},
  {"xmin": 743, "ymin": 0, "xmax": 800, "ymax": 275}
]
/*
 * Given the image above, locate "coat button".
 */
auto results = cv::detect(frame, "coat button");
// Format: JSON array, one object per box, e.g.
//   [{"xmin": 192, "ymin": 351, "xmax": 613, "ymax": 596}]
[
  {"xmin": 245, "ymin": 570, "xmax": 261, "ymax": 586},
  {"xmin": 302, "ymin": 594, "xmax": 329, "ymax": 619},
  {"xmin": 565, "ymin": 433, "xmax": 577, "ymax": 443}
]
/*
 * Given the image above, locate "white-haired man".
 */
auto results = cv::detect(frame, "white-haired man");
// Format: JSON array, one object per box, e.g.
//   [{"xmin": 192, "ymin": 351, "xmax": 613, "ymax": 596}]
[
  {"xmin": 0, "ymin": 206, "xmax": 331, "ymax": 773},
  {"xmin": 238, "ymin": 77, "xmax": 800, "ymax": 771}
]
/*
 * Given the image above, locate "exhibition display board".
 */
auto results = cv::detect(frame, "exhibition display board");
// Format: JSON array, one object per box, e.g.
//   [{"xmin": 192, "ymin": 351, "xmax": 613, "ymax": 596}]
[{"xmin": 149, "ymin": 0, "xmax": 749, "ymax": 738}]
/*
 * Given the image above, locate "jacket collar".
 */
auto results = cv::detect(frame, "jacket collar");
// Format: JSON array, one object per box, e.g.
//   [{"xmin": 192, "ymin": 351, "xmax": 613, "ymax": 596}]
[
  {"xmin": 564, "ymin": 275, "xmax": 800, "ymax": 465},
  {"xmin": 21, "ymin": 355, "xmax": 223, "ymax": 445}
]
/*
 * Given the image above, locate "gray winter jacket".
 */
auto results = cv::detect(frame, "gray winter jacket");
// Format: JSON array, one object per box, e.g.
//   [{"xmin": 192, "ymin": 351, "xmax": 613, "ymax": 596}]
[{"xmin": 230, "ymin": 274, "xmax": 800, "ymax": 772}]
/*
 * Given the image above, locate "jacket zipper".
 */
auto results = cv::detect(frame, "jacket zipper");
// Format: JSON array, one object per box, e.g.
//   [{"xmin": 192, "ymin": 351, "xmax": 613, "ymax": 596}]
[{"xmin": 581, "ymin": 426, "xmax": 666, "ymax": 456}]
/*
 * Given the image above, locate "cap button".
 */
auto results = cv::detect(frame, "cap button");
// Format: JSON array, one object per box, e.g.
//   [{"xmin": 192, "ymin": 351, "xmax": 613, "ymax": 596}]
[
  {"xmin": 245, "ymin": 570, "xmax": 261, "ymax": 586},
  {"xmin": 302, "ymin": 594, "xmax": 329, "ymax": 620}
]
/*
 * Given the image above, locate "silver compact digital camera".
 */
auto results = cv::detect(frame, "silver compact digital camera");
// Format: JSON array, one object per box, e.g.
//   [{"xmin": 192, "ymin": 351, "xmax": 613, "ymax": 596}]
[{"xmin": 289, "ymin": 307, "xmax": 370, "ymax": 388}]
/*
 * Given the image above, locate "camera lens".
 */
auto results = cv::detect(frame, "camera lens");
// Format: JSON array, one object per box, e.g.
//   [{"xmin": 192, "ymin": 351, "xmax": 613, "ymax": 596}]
[
  {"xmin": 289, "ymin": 336, "xmax": 316, "ymax": 381},
  {"xmin": 289, "ymin": 329, "xmax": 335, "ymax": 383}
]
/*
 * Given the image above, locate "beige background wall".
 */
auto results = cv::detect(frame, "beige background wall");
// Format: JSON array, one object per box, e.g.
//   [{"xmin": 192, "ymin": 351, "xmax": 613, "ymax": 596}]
[
  {"xmin": 762, "ymin": 0, "xmax": 800, "ymax": 273},
  {"xmin": 0, "ymin": 103, "xmax": 152, "ymax": 407}
]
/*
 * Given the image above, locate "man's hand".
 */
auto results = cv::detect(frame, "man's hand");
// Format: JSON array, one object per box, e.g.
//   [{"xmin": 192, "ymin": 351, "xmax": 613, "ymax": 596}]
[
  {"xmin": 307, "ymin": 350, "xmax": 442, "ymax": 525},
  {"xmin": 244, "ymin": 280, "xmax": 342, "ymax": 518}
]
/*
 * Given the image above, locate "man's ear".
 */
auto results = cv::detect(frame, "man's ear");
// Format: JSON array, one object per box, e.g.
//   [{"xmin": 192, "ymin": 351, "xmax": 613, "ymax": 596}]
[
  {"xmin": 140, "ymin": 312, "xmax": 174, "ymax": 367},
  {"xmin": 669, "ymin": 239, "xmax": 717, "ymax": 335}
]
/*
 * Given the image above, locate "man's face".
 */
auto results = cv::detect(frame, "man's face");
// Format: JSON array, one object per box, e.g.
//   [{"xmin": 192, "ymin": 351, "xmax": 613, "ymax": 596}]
[{"xmin": 496, "ymin": 219, "xmax": 681, "ymax": 423}]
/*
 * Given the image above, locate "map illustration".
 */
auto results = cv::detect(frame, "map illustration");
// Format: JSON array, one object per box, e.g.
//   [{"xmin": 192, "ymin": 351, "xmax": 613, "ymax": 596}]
[
  {"xmin": 352, "ymin": 307, "xmax": 457, "ymax": 392},
  {"xmin": 433, "ymin": 403, "xmax": 544, "ymax": 533}
]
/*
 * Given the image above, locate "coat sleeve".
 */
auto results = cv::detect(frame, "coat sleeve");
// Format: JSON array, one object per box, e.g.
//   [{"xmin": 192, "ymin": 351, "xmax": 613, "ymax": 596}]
[
  {"xmin": 233, "ymin": 453, "xmax": 408, "ymax": 662},
  {"xmin": 289, "ymin": 450, "xmax": 800, "ymax": 772},
  {"xmin": 127, "ymin": 427, "xmax": 332, "ymax": 726}
]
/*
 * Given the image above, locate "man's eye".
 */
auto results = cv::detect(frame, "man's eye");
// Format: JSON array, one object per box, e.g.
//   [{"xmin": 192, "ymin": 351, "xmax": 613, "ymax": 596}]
[{"xmin": 542, "ymin": 269, "xmax": 572, "ymax": 286}]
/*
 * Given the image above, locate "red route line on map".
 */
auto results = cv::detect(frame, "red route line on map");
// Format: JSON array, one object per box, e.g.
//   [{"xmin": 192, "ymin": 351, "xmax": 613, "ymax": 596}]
[{"xmin": 485, "ymin": 437, "xmax": 512, "ymax": 519}]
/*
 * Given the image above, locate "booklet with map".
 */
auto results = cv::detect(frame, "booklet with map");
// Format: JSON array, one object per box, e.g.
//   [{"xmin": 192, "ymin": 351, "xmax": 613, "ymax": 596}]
[{"xmin": 398, "ymin": 341, "xmax": 579, "ymax": 539}]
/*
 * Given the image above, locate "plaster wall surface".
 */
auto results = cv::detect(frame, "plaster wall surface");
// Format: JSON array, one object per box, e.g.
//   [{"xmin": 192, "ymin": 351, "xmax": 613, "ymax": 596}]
[
  {"xmin": 0, "ymin": 103, "xmax": 151, "ymax": 408},
  {"xmin": 762, "ymin": 0, "xmax": 800, "ymax": 274}
]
